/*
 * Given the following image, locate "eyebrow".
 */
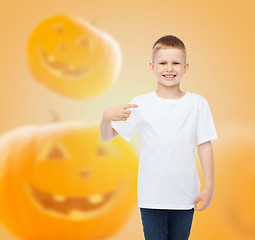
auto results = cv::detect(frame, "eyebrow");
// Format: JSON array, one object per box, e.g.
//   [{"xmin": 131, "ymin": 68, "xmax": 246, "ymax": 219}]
[{"xmin": 158, "ymin": 59, "xmax": 180, "ymax": 62}]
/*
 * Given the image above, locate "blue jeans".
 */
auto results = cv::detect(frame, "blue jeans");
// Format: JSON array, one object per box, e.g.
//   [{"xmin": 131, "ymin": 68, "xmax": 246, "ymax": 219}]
[{"xmin": 140, "ymin": 207, "xmax": 194, "ymax": 240}]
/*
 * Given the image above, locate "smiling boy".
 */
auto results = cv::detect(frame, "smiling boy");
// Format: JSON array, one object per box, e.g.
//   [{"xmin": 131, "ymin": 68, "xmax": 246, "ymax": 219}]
[{"xmin": 100, "ymin": 35, "xmax": 218, "ymax": 240}]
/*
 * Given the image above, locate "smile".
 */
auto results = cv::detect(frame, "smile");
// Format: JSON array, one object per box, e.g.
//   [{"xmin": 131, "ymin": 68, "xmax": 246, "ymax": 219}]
[
  {"xmin": 25, "ymin": 179, "xmax": 130, "ymax": 221},
  {"xmin": 37, "ymin": 43, "xmax": 94, "ymax": 80},
  {"xmin": 162, "ymin": 74, "xmax": 176, "ymax": 80}
]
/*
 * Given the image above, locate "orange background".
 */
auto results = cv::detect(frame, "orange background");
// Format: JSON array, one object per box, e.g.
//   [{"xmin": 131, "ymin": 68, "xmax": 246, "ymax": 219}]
[{"xmin": 0, "ymin": 0, "xmax": 255, "ymax": 239}]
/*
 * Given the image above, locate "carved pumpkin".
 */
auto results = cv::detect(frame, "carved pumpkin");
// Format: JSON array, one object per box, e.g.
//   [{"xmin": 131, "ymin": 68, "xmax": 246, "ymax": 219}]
[
  {"xmin": 27, "ymin": 14, "xmax": 121, "ymax": 99},
  {"xmin": 0, "ymin": 122, "xmax": 138, "ymax": 240}
]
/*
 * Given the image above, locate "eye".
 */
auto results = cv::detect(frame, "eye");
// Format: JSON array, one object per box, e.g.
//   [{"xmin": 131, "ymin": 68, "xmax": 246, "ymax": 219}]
[
  {"xmin": 76, "ymin": 36, "xmax": 89, "ymax": 46},
  {"xmin": 160, "ymin": 62, "xmax": 166, "ymax": 65},
  {"xmin": 76, "ymin": 36, "xmax": 94, "ymax": 51},
  {"xmin": 38, "ymin": 140, "xmax": 70, "ymax": 162},
  {"xmin": 51, "ymin": 23, "xmax": 64, "ymax": 34},
  {"xmin": 97, "ymin": 142, "xmax": 120, "ymax": 157},
  {"xmin": 173, "ymin": 62, "xmax": 180, "ymax": 64}
]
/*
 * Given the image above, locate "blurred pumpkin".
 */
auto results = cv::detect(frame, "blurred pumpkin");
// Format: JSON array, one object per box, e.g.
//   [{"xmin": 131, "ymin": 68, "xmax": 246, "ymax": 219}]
[
  {"xmin": 27, "ymin": 14, "xmax": 121, "ymax": 99},
  {"xmin": 190, "ymin": 124, "xmax": 255, "ymax": 240},
  {"xmin": 0, "ymin": 122, "xmax": 138, "ymax": 240}
]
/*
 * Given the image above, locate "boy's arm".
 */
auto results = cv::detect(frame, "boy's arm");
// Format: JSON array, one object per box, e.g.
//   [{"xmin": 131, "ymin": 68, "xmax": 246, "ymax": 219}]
[
  {"xmin": 99, "ymin": 114, "xmax": 119, "ymax": 142},
  {"xmin": 193, "ymin": 141, "xmax": 215, "ymax": 211},
  {"xmin": 197, "ymin": 141, "xmax": 215, "ymax": 189},
  {"xmin": 99, "ymin": 103, "xmax": 139, "ymax": 142}
]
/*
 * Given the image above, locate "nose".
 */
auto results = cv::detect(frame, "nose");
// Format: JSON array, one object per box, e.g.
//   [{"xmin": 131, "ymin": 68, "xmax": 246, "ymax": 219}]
[
  {"xmin": 59, "ymin": 42, "xmax": 67, "ymax": 50},
  {"xmin": 167, "ymin": 63, "xmax": 174, "ymax": 72},
  {"xmin": 78, "ymin": 168, "xmax": 93, "ymax": 179}
]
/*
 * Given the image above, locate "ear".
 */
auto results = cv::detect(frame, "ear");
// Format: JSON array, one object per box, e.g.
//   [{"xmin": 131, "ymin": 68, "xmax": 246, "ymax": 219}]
[
  {"xmin": 184, "ymin": 63, "xmax": 189, "ymax": 73},
  {"xmin": 149, "ymin": 62, "xmax": 154, "ymax": 72}
]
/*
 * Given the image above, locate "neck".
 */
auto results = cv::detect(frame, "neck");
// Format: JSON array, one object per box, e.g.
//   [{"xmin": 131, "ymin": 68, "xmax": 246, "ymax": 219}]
[{"xmin": 156, "ymin": 85, "xmax": 184, "ymax": 99}]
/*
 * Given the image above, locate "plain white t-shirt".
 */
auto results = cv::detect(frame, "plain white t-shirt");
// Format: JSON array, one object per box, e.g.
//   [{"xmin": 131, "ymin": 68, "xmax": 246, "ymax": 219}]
[{"xmin": 111, "ymin": 90, "xmax": 218, "ymax": 210}]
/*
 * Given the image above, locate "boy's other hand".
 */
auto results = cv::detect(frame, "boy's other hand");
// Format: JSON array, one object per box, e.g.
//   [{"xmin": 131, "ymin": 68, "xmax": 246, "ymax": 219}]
[
  {"xmin": 103, "ymin": 104, "xmax": 139, "ymax": 122},
  {"xmin": 193, "ymin": 187, "xmax": 214, "ymax": 211}
]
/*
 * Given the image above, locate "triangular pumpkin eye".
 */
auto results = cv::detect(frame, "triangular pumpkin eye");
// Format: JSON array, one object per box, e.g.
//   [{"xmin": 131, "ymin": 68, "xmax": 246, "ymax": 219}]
[
  {"xmin": 76, "ymin": 36, "xmax": 88, "ymax": 46},
  {"xmin": 38, "ymin": 140, "xmax": 70, "ymax": 161},
  {"xmin": 52, "ymin": 22, "xmax": 64, "ymax": 34},
  {"xmin": 76, "ymin": 36, "xmax": 94, "ymax": 51},
  {"xmin": 47, "ymin": 145, "xmax": 66, "ymax": 159},
  {"xmin": 97, "ymin": 142, "xmax": 120, "ymax": 157}
]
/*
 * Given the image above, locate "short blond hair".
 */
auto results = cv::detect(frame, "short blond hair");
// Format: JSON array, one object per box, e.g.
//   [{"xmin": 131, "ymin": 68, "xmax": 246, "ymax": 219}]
[{"xmin": 152, "ymin": 35, "xmax": 186, "ymax": 64}]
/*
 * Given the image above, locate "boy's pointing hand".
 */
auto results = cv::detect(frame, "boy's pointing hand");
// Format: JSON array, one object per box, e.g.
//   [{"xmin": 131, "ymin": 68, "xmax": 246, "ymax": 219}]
[{"xmin": 103, "ymin": 104, "xmax": 139, "ymax": 122}]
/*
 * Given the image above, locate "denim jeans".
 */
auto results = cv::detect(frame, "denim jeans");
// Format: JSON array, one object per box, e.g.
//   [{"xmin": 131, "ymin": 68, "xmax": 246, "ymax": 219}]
[{"xmin": 140, "ymin": 207, "xmax": 194, "ymax": 240}]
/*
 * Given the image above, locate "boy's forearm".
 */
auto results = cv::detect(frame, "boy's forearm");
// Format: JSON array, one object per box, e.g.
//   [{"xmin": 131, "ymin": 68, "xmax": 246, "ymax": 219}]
[
  {"xmin": 99, "ymin": 114, "xmax": 115, "ymax": 142},
  {"xmin": 197, "ymin": 141, "xmax": 215, "ymax": 189}
]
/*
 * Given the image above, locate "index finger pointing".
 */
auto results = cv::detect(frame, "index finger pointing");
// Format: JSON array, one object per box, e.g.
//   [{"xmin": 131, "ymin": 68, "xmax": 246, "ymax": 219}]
[{"xmin": 124, "ymin": 104, "xmax": 139, "ymax": 109}]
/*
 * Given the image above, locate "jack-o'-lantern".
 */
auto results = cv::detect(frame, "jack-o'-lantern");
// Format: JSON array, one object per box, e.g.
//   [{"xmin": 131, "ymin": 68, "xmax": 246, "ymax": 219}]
[
  {"xmin": 27, "ymin": 14, "xmax": 121, "ymax": 99},
  {"xmin": 0, "ymin": 122, "xmax": 138, "ymax": 240},
  {"xmin": 190, "ymin": 124, "xmax": 255, "ymax": 240}
]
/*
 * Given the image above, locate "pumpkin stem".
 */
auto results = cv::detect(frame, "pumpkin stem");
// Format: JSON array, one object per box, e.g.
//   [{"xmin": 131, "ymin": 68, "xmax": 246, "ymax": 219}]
[
  {"xmin": 48, "ymin": 109, "xmax": 61, "ymax": 122},
  {"xmin": 90, "ymin": 18, "xmax": 99, "ymax": 25}
]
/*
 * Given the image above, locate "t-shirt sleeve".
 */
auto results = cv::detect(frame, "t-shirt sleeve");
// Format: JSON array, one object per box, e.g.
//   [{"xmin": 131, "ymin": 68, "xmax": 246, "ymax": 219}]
[
  {"xmin": 195, "ymin": 97, "xmax": 218, "ymax": 146},
  {"xmin": 111, "ymin": 97, "xmax": 140, "ymax": 142}
]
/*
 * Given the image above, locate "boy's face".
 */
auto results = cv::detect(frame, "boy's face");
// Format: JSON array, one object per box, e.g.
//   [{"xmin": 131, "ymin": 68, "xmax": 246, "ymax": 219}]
[{"xmin": 149, "ymin": 48, "xmax": 189, "ymax": 89}]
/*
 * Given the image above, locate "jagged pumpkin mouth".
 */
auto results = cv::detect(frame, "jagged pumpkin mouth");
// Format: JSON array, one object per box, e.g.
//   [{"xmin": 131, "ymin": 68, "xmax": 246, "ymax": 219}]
[
  {"xmin": 26, "ymin": 179, "xmax": 130, "ymax": 220},
  {"xmin": 38, "ymin": 44, "xmax": 94, "ymax": 79}
]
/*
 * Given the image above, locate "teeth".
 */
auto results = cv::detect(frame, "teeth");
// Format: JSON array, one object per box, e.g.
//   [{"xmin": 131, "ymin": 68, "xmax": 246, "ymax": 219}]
[
  {"xmin": 53, "ymin": 193, "xmax": 104, "ymax": 204},
  {"xmin": 164, "ymin": 75, "xmax": 175, "ymax": 78},
  {"xmin": 87, "ymin": 194, "xmax": 103, "ymax": 204},
  {"xmin": 69, "ymin": 209, "xmax": 85, "ymax": 218},
  {"xmin": 52, "ymin": 193, "xmax": 104, "ymax": 204},
  {"xmin": 53, "ymin": 195, "xmax": 66, "ymax": 202},
  {"xmin": 48, "ymin": 54, "xmax": 55, "ymax": 62},
  {"xmin": 52, "ymin": 69, "xmax": 62, "ymax": 76},
  {"xmin": 68, "ymin": 65, "xmax": 76, "ymax": 70}
]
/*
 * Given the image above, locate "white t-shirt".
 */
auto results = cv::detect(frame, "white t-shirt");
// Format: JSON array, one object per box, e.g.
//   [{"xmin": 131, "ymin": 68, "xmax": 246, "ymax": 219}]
[{"xmin": 111, "ymin": 90, "xmax": 218, "ymax": 210}]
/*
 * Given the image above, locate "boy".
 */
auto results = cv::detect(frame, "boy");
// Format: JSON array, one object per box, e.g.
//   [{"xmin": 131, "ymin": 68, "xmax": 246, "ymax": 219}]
[{"xmin": 99, "ymin": 35, "xmax": 218, "ymax": 240}]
